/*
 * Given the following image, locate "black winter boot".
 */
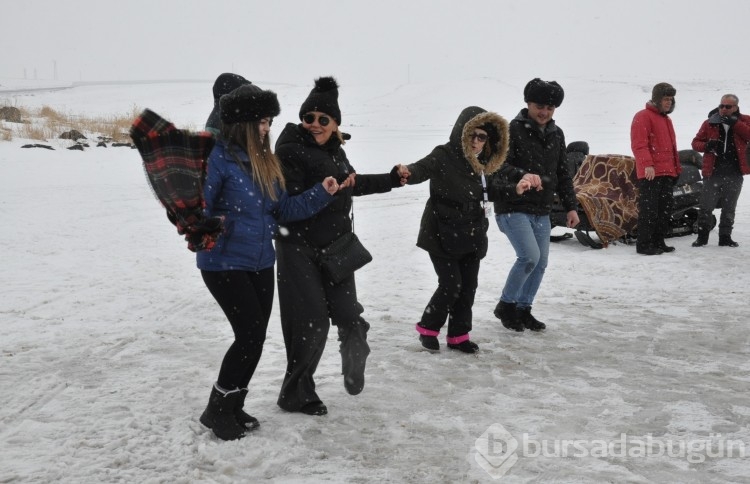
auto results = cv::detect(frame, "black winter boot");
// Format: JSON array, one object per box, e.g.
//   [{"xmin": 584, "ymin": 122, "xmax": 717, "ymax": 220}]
[
  {"xmin": 447, "ymin": 340, "xmax": 479, "ymax": 353},
  {"xmin": 494, "ymin": 301, "xmax": 524, "ymax": 332},
  {"xmin": 719, "ymin": 235, "xmax": 739, "ymax": 247},
  {"xmin": 339, "ymin": 320, "xmax": 371, "ymax": 396},
  {"xmin": 692, "ymin": 231, "xmax": 709, "ymax": 247},
  {"xmin": 418, "ymin": 335, "xmax": 440, "ymax": 351},
  {"xmin": 200, "ymin": 384, "xmax": 247, "ymax": 441},
  {"xmin": 655, "ymin": 236, "xmax": 675, "ymax": 253},
  {"xmin": 636, "ymin": 244, "xmax": 664, "ymax": 255},
  {"xmin": 517, "ymin": 307, "xmax": 546, "ymax": 332},
  {"xmin": 235, "ymin": 388, "xmax": 260, "ymax": 430}
]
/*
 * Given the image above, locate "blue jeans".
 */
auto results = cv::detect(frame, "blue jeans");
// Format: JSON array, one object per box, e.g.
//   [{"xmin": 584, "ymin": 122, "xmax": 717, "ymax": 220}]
[{"xmin": 495, "ymin": 213, "xmax": 550, "ymax": 309}]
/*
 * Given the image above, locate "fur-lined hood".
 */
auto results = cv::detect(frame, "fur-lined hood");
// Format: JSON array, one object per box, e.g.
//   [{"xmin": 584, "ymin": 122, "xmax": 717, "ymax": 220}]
[{"xmin": 449, "ymin": 107, "xmax": 509, "ymax": 176}]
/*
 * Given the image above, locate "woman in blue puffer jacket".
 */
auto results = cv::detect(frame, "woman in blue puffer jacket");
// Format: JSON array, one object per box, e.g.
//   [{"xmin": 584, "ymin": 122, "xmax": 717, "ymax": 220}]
[{"xmin": 197, "ymin": 83, "xmax": 339, "ymax": 441}]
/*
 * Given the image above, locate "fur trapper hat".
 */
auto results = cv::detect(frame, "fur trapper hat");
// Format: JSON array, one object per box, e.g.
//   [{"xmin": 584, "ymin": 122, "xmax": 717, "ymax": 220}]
[
  {"xmin": 219, "ymin": 84, "xmax": 280, "ymax": 124},
  {"xmin": 212, "ymin": 73, "xmax": 251, "ymax": 102},
  {"xmin": 523, "ymin": 78, "xmax": 565, "ymax": 107},
  {"xmin": 299, "ymin": 76, "xmax": 341, "ymax": 125},
  {"xmin": 651, "ymin": 82, "xmax": 676, "ymax": 104}
]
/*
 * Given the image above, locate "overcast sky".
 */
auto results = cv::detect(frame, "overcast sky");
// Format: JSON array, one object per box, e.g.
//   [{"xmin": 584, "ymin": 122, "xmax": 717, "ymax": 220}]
[{"xmin": 4, "ymin": 0, "xmax": 750, "ymax": 87}]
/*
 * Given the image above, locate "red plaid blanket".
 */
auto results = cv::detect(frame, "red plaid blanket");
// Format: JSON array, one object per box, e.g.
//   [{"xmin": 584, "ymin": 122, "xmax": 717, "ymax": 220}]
[{"xmin": 130, "ymin": 109, "xmax": 222, "ymax": 251}]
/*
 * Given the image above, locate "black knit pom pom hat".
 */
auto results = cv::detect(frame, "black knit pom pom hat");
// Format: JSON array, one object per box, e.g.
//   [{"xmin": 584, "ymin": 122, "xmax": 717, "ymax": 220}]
[{"xmin": 299, "ymin": 76, "xmax": 341, "ymax": 125}]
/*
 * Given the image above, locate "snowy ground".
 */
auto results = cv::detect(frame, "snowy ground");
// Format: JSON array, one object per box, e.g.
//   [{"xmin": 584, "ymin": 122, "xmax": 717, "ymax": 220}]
[{"xmin": 2, "ymin": 77, "xmax": 750, "ymax": 483}]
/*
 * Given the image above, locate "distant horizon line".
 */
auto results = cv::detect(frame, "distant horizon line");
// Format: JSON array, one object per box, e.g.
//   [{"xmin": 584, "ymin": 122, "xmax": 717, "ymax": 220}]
[{"xmin": 0, "ymin": 78, "xmax": 303, "ymax": 95}]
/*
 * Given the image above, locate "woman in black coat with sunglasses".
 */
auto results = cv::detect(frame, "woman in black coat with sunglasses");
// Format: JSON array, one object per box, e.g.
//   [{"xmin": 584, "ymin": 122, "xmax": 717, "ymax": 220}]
[
  {"xmin": 395, "ymin": 106, "xmax": 534, "ymax": 353},
  {"xmin": 274, "ymin": 76, "xmax": 405, "ymax": 416}
]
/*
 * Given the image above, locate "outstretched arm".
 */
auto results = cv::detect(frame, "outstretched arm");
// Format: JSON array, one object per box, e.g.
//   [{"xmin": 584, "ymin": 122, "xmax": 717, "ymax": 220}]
[{"xmin": 274, "ymin": 179, "xmax": 337, "ymax": 223}]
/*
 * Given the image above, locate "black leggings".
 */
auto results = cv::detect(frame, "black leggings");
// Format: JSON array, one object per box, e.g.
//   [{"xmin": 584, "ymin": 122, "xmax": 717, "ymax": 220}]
[{"xmin": 201, "ymin": 269, "xmax": 274, "ymax": 390}]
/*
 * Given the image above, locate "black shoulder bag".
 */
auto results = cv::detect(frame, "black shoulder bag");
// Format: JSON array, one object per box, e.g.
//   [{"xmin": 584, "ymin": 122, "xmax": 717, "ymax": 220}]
[{"xmin": 315, "ymin": 203, "xmax": 372, "ymax": 283}]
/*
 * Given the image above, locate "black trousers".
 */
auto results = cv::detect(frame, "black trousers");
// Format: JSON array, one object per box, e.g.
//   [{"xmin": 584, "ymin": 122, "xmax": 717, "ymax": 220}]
[
  {"xmin": 697, "ymin": 172, "xmax": 744, "ymax": 236},
  {"xmin": 276, "ymin": 240, "xmax": 367, "ymax": 411},
  {"xmin": 637, "ymin": 176, "xmax": 675, "ymax": 249},
  {"xmin": 201, "ymin": 269, "xmax": 274, "ymax": 391},
  {"xmin": 419, "ymin": 252, "xmax": 480, "ymax": 337}
]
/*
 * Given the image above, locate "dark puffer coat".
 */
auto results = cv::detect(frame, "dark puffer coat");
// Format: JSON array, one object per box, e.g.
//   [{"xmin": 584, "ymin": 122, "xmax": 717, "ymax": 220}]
[
  {"xmin": 493, "ymin": 108, "xmax": 577, "ymax": 216},
  {"xmin": 197, "ymin": 139, "xmax": 334, "ymax": 272},
  {"xmin": 406, "ymin": 106, "xmax": 513, "ymax": 259},
  {"xmin": 275, "ymin": 123, "xmax": 394, "ymax": 248}
]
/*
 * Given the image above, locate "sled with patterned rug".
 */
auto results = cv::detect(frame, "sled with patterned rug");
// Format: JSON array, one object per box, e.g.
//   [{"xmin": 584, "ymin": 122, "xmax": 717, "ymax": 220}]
[{"xmin": 550, "ymin": 144, "xmax": 713, "ymax": 249}]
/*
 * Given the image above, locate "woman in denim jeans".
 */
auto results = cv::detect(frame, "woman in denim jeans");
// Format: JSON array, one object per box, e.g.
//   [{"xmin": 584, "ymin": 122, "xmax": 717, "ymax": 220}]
[{"xmin": 493, "ymin": 78, "xmax": 579, "ymax": 332}]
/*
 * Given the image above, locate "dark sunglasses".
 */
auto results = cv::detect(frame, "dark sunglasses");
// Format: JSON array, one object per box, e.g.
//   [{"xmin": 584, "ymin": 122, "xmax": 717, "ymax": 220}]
[
  {"xmin": 470, "ymin": 133, "xmax": 488, "ymax": 142},
  {"xmin": 302, "ymin": 113, "xmax": 331, "ymax": 126},
  {"xmin": 719, "ymin": 104, "xmax": 737, "ymax": 109}
]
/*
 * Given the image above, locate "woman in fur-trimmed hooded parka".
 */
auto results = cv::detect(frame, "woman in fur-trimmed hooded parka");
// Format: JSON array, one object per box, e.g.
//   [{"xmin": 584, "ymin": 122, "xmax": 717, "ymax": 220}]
[{"xmin": 395, "ymin": 106, "xmax": 532, "ymax": 353}]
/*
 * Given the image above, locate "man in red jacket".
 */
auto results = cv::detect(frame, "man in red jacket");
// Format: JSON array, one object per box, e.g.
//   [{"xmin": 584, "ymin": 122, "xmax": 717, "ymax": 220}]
[
  {"xmin": 630, "ymin": 82, "xmax": 682, "ymax": 255},
  {"xmin": 690, "ymin": 94, "xmax": 750, "ymax": 247}
]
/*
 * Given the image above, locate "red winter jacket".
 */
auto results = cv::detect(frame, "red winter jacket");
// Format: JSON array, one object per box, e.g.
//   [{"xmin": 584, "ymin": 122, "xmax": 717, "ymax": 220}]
[
  {"xmin": 691, "ymin": 113, "xmax": 750, "ymax": 177},
  {"xmin": 630, "ymin": 102, "xmax": 681, "ymax": 180}
]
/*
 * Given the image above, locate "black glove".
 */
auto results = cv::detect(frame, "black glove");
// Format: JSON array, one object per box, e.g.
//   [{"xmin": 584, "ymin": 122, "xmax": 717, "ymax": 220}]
[
  {"xmin": 705, "ymin": 139, "xmax": 722, "ymax": 153},
  {"xmin": 184, "ymin": 216, "xmax": 223, "ymax": 252},
  {"xmin": 389, "ymin": 165, "xmax": 405, "ymax": 187},
  {"xmin": 720, "ymin": 115, "xmax": 738, "ymax": 126}
]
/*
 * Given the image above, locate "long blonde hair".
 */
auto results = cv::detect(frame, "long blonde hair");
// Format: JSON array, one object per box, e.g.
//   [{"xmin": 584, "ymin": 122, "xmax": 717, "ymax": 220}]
[{"xmin": 221, "ymin": 121, "xmax": 285, "ymax": 200}]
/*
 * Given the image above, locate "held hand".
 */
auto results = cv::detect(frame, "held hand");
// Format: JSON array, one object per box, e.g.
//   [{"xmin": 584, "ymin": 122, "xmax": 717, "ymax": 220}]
[
  {"xmin": 522, "ymin": 173, "xmax": 543, "ymax": 191},
  {"xmin": 338, "ymin": 173, "xmax": 357, "ymax": 189},
  {"xmin": 566, "ymin": 210, "xmax": 580, "ymax": 228},
  {"xmin": 322, "ymin": 176, "xmax": 339, "ymax": 195},
  {"xmin": 644, "ymin": 166, "xmax": 655, "ymax": 181},
  {"xmin": 390, "ymin": 165, "xmax": 409, "ymax": 187},
  {"xmin": 396, "ymin": 164, "xmax": 411, "ymax": 178},
  {"xmin": 515, "ymin": 178, "xmax": 533, "ymax": 195},
  {"xmin": 721, "ymin": 115, "xmax": 738, "ymax": 126}
]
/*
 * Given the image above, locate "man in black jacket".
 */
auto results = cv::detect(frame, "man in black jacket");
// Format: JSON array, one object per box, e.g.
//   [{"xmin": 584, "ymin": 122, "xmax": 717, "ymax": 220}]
[{"xmin": 493, "ymin": 78, "xmax": 579, "ymax": 332}]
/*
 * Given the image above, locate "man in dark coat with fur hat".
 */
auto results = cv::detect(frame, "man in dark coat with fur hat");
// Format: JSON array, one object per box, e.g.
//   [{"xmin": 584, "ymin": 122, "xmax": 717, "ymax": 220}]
[
  {"xmin": 630, "ymin": 82, "xmax": 682, "ymax": 255},
  {"xmin": 493, "ymin": 78, "xmax": 579, "ymax": 333}
]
